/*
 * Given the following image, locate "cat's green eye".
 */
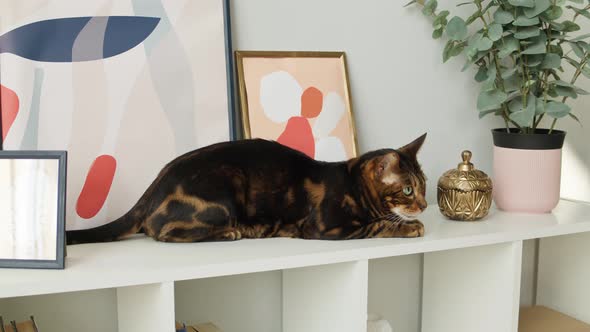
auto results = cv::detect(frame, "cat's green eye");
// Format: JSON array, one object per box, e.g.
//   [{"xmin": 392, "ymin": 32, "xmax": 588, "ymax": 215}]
[{"xmin": 403, "ymin": 186, "xmax": 413, "ymax": 196}]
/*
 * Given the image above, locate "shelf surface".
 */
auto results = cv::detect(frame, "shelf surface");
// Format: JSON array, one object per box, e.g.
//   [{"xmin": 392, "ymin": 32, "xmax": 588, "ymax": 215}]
[{"xmin": 1, "ymin": 199, "xmax": 590, "ymax": 298}]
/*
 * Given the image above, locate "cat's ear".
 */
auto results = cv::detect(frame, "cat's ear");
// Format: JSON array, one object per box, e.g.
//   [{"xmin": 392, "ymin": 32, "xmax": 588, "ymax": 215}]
[
  {"xmin": 374, "ymin": 153, "xmax": 399, "ymax": 179},
  {"xmin": 398, "ymin": 133, "xmax": 427, "ymax": 157}
]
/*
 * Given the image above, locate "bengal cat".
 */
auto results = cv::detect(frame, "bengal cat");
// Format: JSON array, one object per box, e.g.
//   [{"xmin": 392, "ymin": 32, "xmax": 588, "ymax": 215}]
[{"xmin": 66, "ymin": 134, "xmax": 428, "ymax": 244}]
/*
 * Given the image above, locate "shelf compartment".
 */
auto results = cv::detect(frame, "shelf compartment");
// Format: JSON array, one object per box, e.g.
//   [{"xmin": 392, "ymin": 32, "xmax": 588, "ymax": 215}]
[
  {"xmin": 537, "ymin": 232, "xmax": 590, "ymax": 323},
  {"xmin": 368, "ymin": 254, "xmax": 422, "ymax": 332},
  {"xmin": 0, "ymin": 288, "xmax": 118, "ymax": 332},
  {"xmin": 283, "ymin": 260, "xmax": 368, "ymax": 332},
  {"xmin": 118, "ymin": 282, "xmax": 175, "ymax": 332},
  {"xmin": 175, "ymin": 271, "xmax": 282, "ymax": 332},
  {"xmin": 422, "ymin": 241, "xmax": 523, "ymax": 332}
]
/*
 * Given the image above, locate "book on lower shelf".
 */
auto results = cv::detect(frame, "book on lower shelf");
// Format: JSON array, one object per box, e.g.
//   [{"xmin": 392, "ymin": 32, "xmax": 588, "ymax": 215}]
[
  {"xmin": 519, "ymin": 306, "xmax": 590, "ymax": 332},
  {"xmin": 176, "ymin": 321, "xmax": 222, "ymax": 332},
  {"xmin": 1, "ymin": 316, "xmax": 39, "ymax": 332}
]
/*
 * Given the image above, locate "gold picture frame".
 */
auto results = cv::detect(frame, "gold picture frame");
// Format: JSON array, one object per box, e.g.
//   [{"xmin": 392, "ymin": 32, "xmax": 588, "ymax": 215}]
[{"xmin": 234, "ymin": 51, "xmax": 359, "ymax": 159}]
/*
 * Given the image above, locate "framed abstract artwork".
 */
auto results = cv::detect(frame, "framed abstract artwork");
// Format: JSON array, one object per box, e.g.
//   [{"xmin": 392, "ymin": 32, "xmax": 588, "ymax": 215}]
[
  {"xmin": 0, "ymin": 1, "xmax": 235, "ymax": 231},
  {"xmin": 235, "ymin": 51, "xmax": 358, "ymax": 162},
  {"xmin": 0, "ymin": 151, "xmax": 67, "ymax": 269}
]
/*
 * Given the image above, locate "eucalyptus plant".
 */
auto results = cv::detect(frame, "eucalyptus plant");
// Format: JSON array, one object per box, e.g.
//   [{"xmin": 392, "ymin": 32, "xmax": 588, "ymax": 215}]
[{"xmin": 407, "ymin": 0, "xmax": 590, "ymax": 134}]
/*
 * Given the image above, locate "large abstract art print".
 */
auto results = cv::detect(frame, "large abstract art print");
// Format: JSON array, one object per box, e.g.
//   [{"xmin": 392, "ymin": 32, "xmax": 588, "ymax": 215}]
[{"xmin": 0, "ymin": 1, "xmax": 234, "ymax": 231}]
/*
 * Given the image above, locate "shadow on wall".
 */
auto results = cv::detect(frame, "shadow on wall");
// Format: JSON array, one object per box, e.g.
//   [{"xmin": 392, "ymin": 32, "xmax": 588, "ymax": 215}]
[{"xmin": 561, "ymin": 140, "xmax": 590, "ymax": 202}]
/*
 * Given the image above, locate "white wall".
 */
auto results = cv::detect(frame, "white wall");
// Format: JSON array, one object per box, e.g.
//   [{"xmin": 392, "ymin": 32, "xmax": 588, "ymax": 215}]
[
  {"xmin": 230, "ymin": 0, "xmax": 590, "ymax": 320},
  {"xmin": 231, "ymin": 0, "xmax": 504, "ymax": 204}
]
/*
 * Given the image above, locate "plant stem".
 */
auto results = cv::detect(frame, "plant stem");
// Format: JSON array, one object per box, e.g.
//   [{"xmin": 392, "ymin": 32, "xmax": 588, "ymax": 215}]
[
  {"xmin": 492, "ymin": 53, "xmax": 521, "ymax": 131},
  {"xmin": 477, "ymin": 6, "xmax": 518, "ymax": 132}
]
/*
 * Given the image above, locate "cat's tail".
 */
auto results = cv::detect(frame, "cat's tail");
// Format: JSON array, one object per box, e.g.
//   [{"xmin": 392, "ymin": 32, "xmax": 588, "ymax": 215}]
[{"xmin": 66, "ymin": 211, "xmax": 143, "ymax": 245}]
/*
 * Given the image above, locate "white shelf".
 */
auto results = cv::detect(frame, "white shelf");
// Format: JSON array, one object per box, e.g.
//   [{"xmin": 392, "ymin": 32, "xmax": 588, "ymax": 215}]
[{"xmin": 1, "ymin": 199, "xmax": 590, "ymax": 299}]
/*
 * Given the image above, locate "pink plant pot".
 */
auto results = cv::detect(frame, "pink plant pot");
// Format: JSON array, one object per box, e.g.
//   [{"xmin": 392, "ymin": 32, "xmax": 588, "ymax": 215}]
[{"xmin": 492, "ymin": 129, "xmax": 566, "ymax": 213}]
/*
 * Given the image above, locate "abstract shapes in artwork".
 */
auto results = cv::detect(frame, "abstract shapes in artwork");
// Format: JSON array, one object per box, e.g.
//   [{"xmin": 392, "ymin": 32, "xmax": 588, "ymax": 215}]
[
  {"xmin": 76, "ymin": 155, "xmax": 117, "ymax": 219},
  {"xmin": 315, "ymin": 136, "xmax": 347, "ymax": 162},
  {"xmin": 0, "ymin": 84, "xmax": 20, "ymax": 141},
  {"xmin": 312, "ymin": 92, "xmax": 346, "ymax": 138},
  {"xmin": 277, "ymin": 116, "xmax": 315, "ymax": 158},
  {"xmin": 133, "ymin": 0, "xmax": 196, "ymax": 154},
  {"xmin": 259, "ymin": 70, "xmax": 349, "ymax": 161},
  {"xmin": 21, "ymin": 68, "xmax": 45, "ymax": 150},
  {"xmin": 3, "ymin": 2, "xmax": 232, "ymax": 230},
  {"xmin": 0, "ymin": 16, "xmax": 160, "ymax": 62},
  {"xmin": 301, "ymin": 87, "xmax": 323, "ymax": 118},
  {"xmin": 260, "ymin": 71, "xmax": 302, "ymax": 123}
]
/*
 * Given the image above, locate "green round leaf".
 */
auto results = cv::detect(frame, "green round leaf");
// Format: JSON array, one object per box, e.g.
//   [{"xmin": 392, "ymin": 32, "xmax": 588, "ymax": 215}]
[
  {"xmin": 561, "ymin": 20, "xmax": 581, "ymax": 32},
  {"xmin": 525, "ymin": 54, "xmax": 544, "ymax": 66},
  {"xmin": 514, "ymin": 26, "xmax": 541, "ymax": 39},
  {"xmin": 522, "ymin": 41, "xmax": 547, "ymax": 54},
  {"xmin": 475, "ymin": 66, "xmax": 488, "ymax": 82},
  {"xmin": 498, "ymin": 37, "xmax": 520, "ymax": 58},
  {"xmin": 555, "ymin": 86, "xmax": 578, "ymax": 99},
  {"xmin": 432, "ymin": 28, "xmax": 444, "ymax": 39},
  {"xmin": 450, "ymin": 44, "xmax": 465, "ymax": 56},
  {"xmin": 543, "ymin": 6, "xmax": 563, "ymax": 20},
  {"xmin": 548, "ymin": 44, "xmax": 564, "ymax": 57},
  {"xmin": 446, "ymin": 16, "xmax": 468, "ymax": 41},
  {"xmin": 487, "ymin": 23, "xmax": 503, "ymax": 41},
  {"xmin": 508, "ymin": 95, "xmax": 536, "ymax": 127},
  {"xmin": 433, "ymin": 10, "xmax": 449, "ymax": 26},
  {"xmin": 521, "ymin": 34, "xmax": 548, "ymax": 55},
  {"xmin": 422, "ymin": 0, "xmax": 438, "ymax": 15},
  {"xmin": 503, "ymin": 73, "xmax": 523, "ymax": 92},
  {"xmin": 513, "ymin": 15, "xmax": 540, "ymax": 26},
  {"xmin": 508, "ymin": 0, "xmax": 535, "ymax": 8},
  {"xmin": 569, "ymin": 42, "xmax": 585, "ymax": 59},
  {"xmin": 493, "ymin": 9, "xmax": 515, "ymax": 24},
  {"xmin": 524, "ymin": 0, "xmax": 551, "ymax": 17},
  {"xmin": 541, "ymin": 53, "xmax": 562, "ymax": 69},
  {"xmin": 546, "ymin": 101, "xmax": 571, "ymax": 118},
  {"xmin": 475, "ymin": 37, "xmax": 493, "ymax": 51},
  {"xmin": 443, "ymin": 40, "xmax": 454, "ymax": 62},
  {"xmin": 479, "ymin": 109, "xmax": 502, "ymax": 119},
  {"xmin": 477, "ymin": 89, "xmax": 508, "ymax": 111}
]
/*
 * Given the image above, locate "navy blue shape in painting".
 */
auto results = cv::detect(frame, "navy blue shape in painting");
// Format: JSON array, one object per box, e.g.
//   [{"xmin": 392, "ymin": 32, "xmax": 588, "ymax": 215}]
[{"xmin": 0, "ymin": 16, "xmax": 160, "ymax": 62}]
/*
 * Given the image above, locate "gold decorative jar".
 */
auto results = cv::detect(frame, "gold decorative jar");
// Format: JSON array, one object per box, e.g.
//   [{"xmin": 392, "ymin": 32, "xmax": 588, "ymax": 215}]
[{"xmin": 437, "ymin": 150, "xmax": 493, "ymax": 221}]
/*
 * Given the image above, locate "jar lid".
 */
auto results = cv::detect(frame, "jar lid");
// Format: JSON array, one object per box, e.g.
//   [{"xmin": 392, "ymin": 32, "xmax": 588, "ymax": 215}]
[{"xmin": 437, "ymin": 150, "xmax": 493, "ymax": 192}]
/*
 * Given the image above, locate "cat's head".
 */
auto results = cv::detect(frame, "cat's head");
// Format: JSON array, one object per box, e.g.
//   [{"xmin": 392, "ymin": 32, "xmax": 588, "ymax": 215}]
[{"xmin": 351, "ymin": 134, "xmax": 427, "ymax": 220}]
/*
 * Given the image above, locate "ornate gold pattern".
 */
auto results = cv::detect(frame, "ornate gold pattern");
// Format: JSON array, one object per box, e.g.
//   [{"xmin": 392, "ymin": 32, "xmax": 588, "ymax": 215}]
[{"xmin": 437, "ymin": 151, "xmax": 493, "ymax": 221}]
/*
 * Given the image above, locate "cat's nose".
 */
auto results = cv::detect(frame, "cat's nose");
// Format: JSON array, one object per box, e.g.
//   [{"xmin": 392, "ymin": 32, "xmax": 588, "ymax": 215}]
[{"xmin": 418, "ymin": 200, "xmax": 428, "ymax": 211}]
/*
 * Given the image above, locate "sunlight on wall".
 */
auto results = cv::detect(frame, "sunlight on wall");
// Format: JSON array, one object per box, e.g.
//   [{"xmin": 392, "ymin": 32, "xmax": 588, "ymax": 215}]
[{"xmin": 560, "ymin": 141, "xmax": 590, "ymax": 202}]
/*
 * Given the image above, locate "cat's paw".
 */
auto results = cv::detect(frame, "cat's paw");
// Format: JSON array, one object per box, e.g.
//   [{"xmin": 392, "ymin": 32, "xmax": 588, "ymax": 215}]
[
  {"xmin": 220, "ymin": 229, "xmax": 242, "ymax": 241},
  {"xmin": 398, "ymin": 220, "xmax": 425, "ymax": 238}
]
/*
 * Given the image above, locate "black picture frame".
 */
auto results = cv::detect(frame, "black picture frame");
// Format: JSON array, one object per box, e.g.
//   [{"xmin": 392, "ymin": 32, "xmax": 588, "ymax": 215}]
[
  {"xmin": 0, "ymin": 150, "xmax": 67, "ymax": 269},
  {"xmin": 223, "ymin": 0, "xmax": 238, "ymax": 141}
]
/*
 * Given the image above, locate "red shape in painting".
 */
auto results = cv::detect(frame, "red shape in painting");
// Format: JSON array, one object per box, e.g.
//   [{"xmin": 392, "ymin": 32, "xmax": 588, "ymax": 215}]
[
  {"xmin": 76, "ymin": 155, "xmax": 117, "ymax": 219},
  {"xmin": 301, "ymin": 87, "xmax": 323, "ymax": 118},
  {"xmin": 1, "ymin": 84, "xmax": 20, "ymax": 141},
  {"xmin": 277, "ymin": 116, "xmax": 315, "ymax": 158}
]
